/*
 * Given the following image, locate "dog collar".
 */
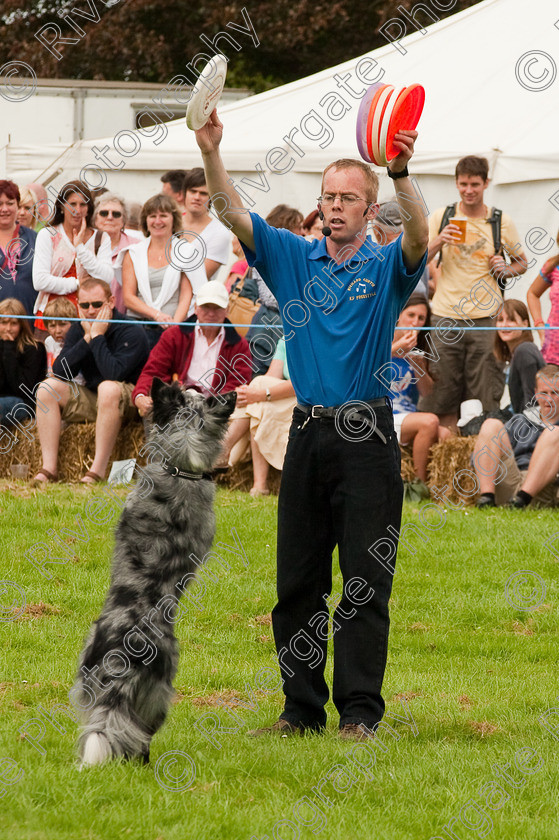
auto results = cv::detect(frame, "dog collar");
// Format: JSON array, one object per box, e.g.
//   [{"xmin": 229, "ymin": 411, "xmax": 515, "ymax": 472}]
[{"xmin": 162, "ymin": 464, "xmax": 213, "ymax": 481}]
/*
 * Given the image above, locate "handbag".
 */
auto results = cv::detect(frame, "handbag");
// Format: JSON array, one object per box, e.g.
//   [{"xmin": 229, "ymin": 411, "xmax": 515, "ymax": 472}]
[{"xmin": 228, "ymin": 268, "xmax": 260, "ymax": 337}]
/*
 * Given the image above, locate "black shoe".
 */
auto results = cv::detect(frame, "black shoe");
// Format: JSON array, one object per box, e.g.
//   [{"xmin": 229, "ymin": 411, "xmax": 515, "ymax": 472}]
[
  {"xmin": 247, "ymin": 719, "xmax": 304, "ymax": 738},
  {"xmin": 476, "ymin": 493, "xmax": 496, "ymax": 509}
]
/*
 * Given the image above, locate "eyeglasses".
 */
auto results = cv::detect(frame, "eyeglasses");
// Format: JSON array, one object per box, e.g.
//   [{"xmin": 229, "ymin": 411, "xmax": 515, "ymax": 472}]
[
  {"xmin": 318, "ymin": 193, "xmax": 368, "ymax": 207},
  {"xmin": 79, "ymin": 301, "xmax": 105, "ymax": 310},
  {"xmin": 98, "ymin": 209, "xmax": 123, "ymax": 218}
]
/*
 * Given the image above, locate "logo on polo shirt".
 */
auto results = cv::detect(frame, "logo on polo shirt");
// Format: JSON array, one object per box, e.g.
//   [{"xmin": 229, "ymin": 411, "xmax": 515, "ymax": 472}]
[{"xmin": 348, "ymin": 278, "xmax": 376, "ymax": 301}]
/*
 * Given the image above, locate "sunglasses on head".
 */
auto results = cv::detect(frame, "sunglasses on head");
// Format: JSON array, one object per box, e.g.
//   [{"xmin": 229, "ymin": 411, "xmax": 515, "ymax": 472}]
[
  {"xmin": 79, "ymin": 301, "xmax": 106, "ymax": 310},
  {"xmin": 98, "ymin": 209, "xmax": 122, "ymax": 218}
]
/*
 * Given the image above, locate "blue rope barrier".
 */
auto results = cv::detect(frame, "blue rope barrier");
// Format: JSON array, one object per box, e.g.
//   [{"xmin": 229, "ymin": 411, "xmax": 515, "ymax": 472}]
[{"xmin": 0, "ymin": 314, "xmax": 556, "ymax": 330}]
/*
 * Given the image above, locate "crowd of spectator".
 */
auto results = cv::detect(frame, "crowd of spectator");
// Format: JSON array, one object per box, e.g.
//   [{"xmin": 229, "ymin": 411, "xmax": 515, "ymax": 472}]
[{"xmin": 1, "ymin": 155, "xmax": 559, "ymax": 507}]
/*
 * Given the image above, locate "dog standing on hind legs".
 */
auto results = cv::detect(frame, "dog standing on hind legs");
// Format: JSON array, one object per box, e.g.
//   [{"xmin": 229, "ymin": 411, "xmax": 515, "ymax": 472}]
[{"xmin": 73, "ymin": 380, "xmax": 237, "ymax": 766}]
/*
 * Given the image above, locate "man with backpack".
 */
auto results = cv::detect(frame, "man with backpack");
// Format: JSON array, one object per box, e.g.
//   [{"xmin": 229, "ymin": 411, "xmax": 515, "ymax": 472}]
[{"xmin": 418, "ymin": 155, "xmax": 528, "ymax": 431}]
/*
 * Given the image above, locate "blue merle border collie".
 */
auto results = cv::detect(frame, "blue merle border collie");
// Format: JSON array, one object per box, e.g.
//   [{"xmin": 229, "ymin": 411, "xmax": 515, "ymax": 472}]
[{"xmin": 73, "ymin": 380, "xmax": 237, "ymax": 766}]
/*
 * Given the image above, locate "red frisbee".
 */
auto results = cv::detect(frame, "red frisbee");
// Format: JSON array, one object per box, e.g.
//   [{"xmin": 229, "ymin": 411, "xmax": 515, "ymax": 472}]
[
  {"xmin": 384, "ymin": 84, "xmax": 425, "ymax": 160},
  {"xmin": 368, "ymin": 85, "xmax": 394, "ymax": 165},
  {"xmin": 377, "ymin": 87, "xmax": 401, "ymax": 166},
  {"xmin": 355, "ymin": 82, "xmax": 386, "ymax": 163}
]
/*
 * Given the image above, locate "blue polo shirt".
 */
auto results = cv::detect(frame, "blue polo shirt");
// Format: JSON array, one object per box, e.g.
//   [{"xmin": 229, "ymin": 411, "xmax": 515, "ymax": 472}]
[{"xmin": 242, "ymin": 213, "xmax": 427, "ymax": 406}]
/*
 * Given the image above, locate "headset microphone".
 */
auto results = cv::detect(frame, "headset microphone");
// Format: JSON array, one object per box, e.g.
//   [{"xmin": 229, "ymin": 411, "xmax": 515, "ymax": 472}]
[{"xmin": 318, "ymin": 209, "xmax": 332, "ymax": 237}]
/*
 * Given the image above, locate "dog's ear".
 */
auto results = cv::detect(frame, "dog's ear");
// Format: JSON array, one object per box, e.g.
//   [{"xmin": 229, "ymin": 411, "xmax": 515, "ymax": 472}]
[
  {"xmin": 206, "ymin": 391, "xmax": 237, "ymax": 419},
  {"xmin": 151, "ymin": 377, "xmax": 168, "ymax": 400}
]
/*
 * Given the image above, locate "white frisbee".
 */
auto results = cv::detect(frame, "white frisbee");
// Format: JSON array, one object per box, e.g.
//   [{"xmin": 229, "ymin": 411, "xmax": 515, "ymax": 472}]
[
  {"xmin": 370, "ymin": 85, "xmax": 395, "ymax": 167},
  {"xmin": 186, "ymin": 54, "xmax": 228, "ymax": 131},
  {"xmin": 377, "ymin": 87, "xmax": 400, "ymax": 167}
]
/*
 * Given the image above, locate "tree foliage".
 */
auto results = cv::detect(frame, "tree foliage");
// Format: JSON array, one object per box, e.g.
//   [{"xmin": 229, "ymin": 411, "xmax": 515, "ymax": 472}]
[{"xmin": 1, "ymin": 0, "xmax": 483, "ymax": 90}]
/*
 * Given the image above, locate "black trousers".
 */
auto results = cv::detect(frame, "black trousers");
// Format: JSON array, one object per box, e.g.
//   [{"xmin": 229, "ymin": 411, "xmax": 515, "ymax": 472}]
[{"xmin": 272, "ymin": 404, "xmax": 403, "ymax": 730}]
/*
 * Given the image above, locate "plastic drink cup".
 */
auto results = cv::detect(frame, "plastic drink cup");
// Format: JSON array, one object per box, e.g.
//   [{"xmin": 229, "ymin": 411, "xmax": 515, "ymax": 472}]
[{"xmin": 449, "ymin": 218, "xmax": 467, "ymax": 243}]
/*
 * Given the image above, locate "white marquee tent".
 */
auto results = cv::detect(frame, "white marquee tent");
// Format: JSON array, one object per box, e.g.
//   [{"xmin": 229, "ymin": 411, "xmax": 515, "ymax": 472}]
[{"xmin": 5, "ymin": 0, "xmax": 559, "ymax": 293}]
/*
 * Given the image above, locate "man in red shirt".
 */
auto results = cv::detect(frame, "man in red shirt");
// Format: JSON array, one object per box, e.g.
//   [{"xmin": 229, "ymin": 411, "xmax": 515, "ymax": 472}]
[{"xmin": 133, "ymin": 280, "xmax": 252, "ymax": 415}]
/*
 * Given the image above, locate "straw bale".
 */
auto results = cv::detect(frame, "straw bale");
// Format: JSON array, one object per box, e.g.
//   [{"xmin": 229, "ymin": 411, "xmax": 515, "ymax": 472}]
[
  {"xmin": 0, "ymin": 420, "xmax": 146, "ymax": 482},
  {"xmin": 428, "ymin": 436, "xmax": 478, "ymax": 505},
  {"xmin": 0, "ymin": 416, "xmax": 476, "ymax": 501},
  {"xmin": 399, "ymin": 445, "xmax": 415, "ymax": 482}
]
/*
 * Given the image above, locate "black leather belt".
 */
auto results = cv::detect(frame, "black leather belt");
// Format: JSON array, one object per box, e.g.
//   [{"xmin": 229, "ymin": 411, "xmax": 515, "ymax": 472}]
[{"xmin": 295, "ymin": 398, "xmax": 391, "ymax": 443}]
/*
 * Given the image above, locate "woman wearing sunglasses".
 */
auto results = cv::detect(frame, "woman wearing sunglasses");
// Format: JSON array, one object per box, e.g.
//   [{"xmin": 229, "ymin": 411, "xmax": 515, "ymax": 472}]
[
  {"xmin": 32, "ymin": 180, "xmax": 113, "ymax": 335},
  {"xmin": 93, "ymin": 193, "xmax": 141, "ymax": 312}
]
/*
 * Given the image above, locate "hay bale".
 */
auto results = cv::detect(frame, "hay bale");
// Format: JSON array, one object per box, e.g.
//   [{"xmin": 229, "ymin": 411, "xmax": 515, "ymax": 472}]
[
  {"xmin": 399, "ymin": 445, "xmax": 415, "ymax": 482},
  {"xmin": 216, "ymin": 461, "xmax": 282, "ymax": 494},
  {"xmin": 428, "ymin": 436, "xmax": 477, "ymax": 505},
  {"xmin": 0, "ymin": 420, "xmax": 146, "ymax": 482}
]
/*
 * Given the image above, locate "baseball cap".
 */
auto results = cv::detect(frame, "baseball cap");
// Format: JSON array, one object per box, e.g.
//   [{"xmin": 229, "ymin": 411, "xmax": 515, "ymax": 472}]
[
  {"xmin": 195, "ymin": 280, "xmax": 229, "ymax": 309},
  {"xmin": 375, "ymin": 201, "xmax": 403, "ymax": 230}
]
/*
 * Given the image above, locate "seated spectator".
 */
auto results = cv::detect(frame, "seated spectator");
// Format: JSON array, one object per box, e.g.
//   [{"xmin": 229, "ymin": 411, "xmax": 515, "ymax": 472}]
[
  {"xmin": 474, "ymin": 365, "xmax": 559, "ymax": 509},
  {"xmin": 373, "ymin": 202, "xmax": 431, "ymax": 298},
  {"xmin": 302, "ymin": 209, "xmax": 324, "ymax": 241},
  {"xmin": 0, "ymin": 180, "xmax": 37, "ymax": 317},
  {"xmin": 0, "ymin": 298, "xmax": 46, "ymax": 423},
  {"xmin": 181, "ymin": 168, "xmax": 232, "ymax": 278},
  {"xmin": 527, "ymin": 232, "xmax": 559, "ymax": 365},
  {"xmin": 225, "ymin": 236, "xmax": 248, "ymax": 292},
  {"xmin": 122, "ymin": 194, "xmax": 207, "ymax": 350},
  {"xmin": 160, "ymin": 170, "xmax": 188, "ymax": 214},
  {"xmin": 43, "ymin": 296, "xmax": 82, "ymax": 377},
  {"xmin": 132, "ymin": 280, "xmax": 252, "ymax": 418},
  {"xmin": 390, "ymin": 293, "xmax": 451, "ymax": 486},
  {"xmin": 93, "ymin": 193, "xmax": 141, "ymax": 312},
  {"xmin": 33, "ymin": 278, "xmax": 149, "ymax": 484},
  {"xmin": 495, "ymin": 299, "xmax": 544, "ymax": 414},
  {"xmin": 33, "ymin": 180, "xmax": 113, "ymax": 333},
  {"xmin": 17, "ymin": 187, "xmax": 39, "ymax": 231},
  {"xmin": 223, "ymin": 337, "xmax": 296, "ymax": 496}
]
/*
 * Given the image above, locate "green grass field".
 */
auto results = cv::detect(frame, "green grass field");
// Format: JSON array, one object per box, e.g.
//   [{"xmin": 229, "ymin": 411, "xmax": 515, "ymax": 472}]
[{"xmin": 1, "ymin": 480, "xmax": 558, "ymax": 840}]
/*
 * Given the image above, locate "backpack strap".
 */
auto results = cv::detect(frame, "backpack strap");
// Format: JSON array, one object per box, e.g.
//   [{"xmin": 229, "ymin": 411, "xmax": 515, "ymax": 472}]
[
  {"xmin": 94, "ymin": 229, "xmax": 103, "ymax": 255},
  {"xmin": 436, "ymin": 203, "xmax": 457, "ymax": 266},
  {"xmin": 487, "ymin": 207, "xmax": 506, "ymax": 294},
  {"xmin": 487, "ymin": 207, "xmax": 502, "ymax": 255}
]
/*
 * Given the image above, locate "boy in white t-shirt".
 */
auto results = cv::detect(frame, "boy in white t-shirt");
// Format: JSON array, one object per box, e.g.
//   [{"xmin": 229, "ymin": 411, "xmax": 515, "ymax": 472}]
[
  {"xmin": 181, "ymin": 167, "xmax": 232, "ymax": 279},
  {"xmin": 43, "ymin": 297, "xmax": 85, "ymax": 385}
]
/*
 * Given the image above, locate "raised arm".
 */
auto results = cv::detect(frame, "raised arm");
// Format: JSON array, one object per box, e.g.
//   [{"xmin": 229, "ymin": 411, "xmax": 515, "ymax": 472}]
[
  {"xmin": 527, "ymin": 272, "xmax": 550, "ymax": 328},
  {"xmin": 388, "ymin": 130, "xmax": 429, "ymax": 272},
  {"xmin": 194, "ymin": 109, "xmax": 255, "ymax": 252}
]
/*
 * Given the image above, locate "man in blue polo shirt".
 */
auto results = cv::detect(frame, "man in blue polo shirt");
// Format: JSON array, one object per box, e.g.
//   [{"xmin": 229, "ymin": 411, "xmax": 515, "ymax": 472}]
[{"xmin": 195, "ymin": 109, "xmax": 428, "ymax": 740}]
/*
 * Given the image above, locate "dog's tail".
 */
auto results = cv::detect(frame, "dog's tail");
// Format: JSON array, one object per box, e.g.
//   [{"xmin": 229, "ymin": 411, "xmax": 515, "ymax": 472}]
[
  {"xmin": 81, "ymin": 732, "xmax": 112, "ymax": 767},
  {"xmin": 78, "ymin": 705, "xmax": 152, "ymax": 767}
]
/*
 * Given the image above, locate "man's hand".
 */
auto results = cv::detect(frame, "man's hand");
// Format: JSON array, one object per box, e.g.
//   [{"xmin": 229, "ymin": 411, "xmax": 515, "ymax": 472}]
[
  {"xmin": 489, "ymin": 254, "xmax": 508, "ymax": 277},
  {"xmin": 135, "ymin": 395, "xmax": 153, "ymax": 417},
  {"xmin": 89, "ymin": 302, "xmax": 111, "ymax": 340},
  {"xmin": 388, "ymin": 129, "xmax": 417, "ymax": 173},
  {"xmin": 194, "ymin": 109, "xmax": 223, "ymax": 155},
  {"xmin": 80, "ymin": 313, "xmax": 92, "ymax": 342},
  {"xmin": 439, "ymin": 223, "xmax": 464, "ymax": 246}
]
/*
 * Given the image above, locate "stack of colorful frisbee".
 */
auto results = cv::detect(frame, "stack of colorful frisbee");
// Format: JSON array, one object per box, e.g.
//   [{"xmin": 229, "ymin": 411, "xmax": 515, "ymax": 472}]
[{"xmin": 356, "ymin": 82, "xmax": 425, "ymax": 166}]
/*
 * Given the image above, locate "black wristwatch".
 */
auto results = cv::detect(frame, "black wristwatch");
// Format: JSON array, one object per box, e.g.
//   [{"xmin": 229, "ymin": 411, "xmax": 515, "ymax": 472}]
[{"xmin": 387, "ymin": 165, "xmax": 409, "ymax": 180}]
